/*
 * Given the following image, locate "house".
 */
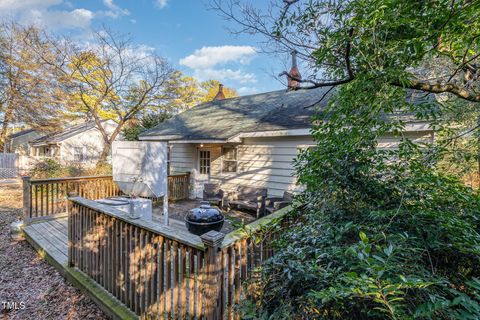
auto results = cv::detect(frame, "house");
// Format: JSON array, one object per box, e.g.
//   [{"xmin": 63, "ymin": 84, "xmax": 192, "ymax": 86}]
[
  {"xmin": 27, "ymin": 120, "xmax": 117, "ymax": 167},
  {"xmin": 7, "ymin": 128, "xmax": 47, "ymax": 155},
  {"xmin": 139, "ymin": 54, "xmax": 434, "ymax": 197},
  {"xmin": 139, "ymin": 88, "xmax": 433, "ymax": 198}
]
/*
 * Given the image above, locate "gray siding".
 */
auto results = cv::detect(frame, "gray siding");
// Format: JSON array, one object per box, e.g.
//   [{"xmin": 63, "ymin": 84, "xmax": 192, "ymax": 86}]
[
  {"xmin": 210, "ymin": 136, "xmax": 314, "ymax": 197},
  {"xmin": 168, "ymin": 131, "xmax": 435, "ymax": 198},
  {"xmin": 169, "ymin": 144, "xmax": 195, "ymax": 173}
]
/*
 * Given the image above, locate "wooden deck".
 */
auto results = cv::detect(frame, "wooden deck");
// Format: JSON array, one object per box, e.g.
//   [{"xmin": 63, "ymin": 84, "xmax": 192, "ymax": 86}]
[
  {"xmin": 23, "ymin": 217, "xmax": 68, "ymax": 267},
  {"xmin": 21, "ymin": 202, "xmax": 279, "ymax": 319},
  {"xmin": 23, "ymin": 216, "xmax": 138, "ymax": 319},
  {"xmin": 22, "ymin": 215, "xmax": 195, "ymax": 269}
]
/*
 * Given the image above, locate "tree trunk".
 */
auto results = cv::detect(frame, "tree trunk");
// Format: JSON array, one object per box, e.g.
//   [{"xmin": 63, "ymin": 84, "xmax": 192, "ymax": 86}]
[
  {"xmin": 0, "ymin": 103, "xmax": 14, "ymax": 152},
  {"xmin": 95, "ymin": 120, "xmax": 125, "ymax": 168},
  {"xmin": 96, "ymin": 141, "xmax": 112, "ymax": 167}
]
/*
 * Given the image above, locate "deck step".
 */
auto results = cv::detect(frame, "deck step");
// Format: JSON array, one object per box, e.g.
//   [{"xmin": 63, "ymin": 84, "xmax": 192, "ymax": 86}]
[{"xmin": 22, "ymin": 217, "xmax": 137, "ymax": 320}]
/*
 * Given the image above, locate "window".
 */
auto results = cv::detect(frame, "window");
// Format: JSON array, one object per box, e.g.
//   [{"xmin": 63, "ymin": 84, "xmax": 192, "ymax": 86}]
[
  {"xmin": 222, "ymin": 147, "xmax": 237, "ymax": 173},
  {"xmin": 199, "ymin": 150, "xmax": 211, "ymax": 174},
  {"xmin": 73, "ymin": 147, "xmax": 85, "ymax": 162}
]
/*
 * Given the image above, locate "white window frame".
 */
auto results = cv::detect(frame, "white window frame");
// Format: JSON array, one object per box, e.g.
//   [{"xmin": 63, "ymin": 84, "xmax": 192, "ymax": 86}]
[
  {"xmin": 221, "ymin": 146, "xmax": 238, "ymax": 173},
  {"xmin": 73, "ymin": 146, "xmax": 86, "ymax": 162},
  {"xmin": 198, "ymin": 150, "xmax": 211, "ymax": 175}
]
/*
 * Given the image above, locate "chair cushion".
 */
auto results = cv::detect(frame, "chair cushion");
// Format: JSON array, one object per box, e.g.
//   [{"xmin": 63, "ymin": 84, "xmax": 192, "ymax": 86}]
[{"xmin": 204, "ymin": 183, "xmax": 223, "ymax": 198}]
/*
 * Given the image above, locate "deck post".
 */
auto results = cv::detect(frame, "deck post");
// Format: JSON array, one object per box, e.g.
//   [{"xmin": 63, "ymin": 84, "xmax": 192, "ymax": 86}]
[
  {"xmin": 201, "ymin": 230, "xmax": 225, "ymax": 320},
  {"xmin": 22, "ymin": 176, "xmax": 31, "ymax": 225},
  {"xmin": 67, "ymin": 192, "xmax": 77, "ymax": 267}
]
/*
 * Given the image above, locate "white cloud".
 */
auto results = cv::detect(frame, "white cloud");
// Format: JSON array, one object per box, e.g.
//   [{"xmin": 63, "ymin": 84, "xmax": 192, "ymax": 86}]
[
  {"xmin": 195, "ymin": 68, "xmax": 257, "ymax": 84},
  {"xmin": 0, "ymin": 0, "xmax": 95, "ymax": 30},
  {"xmin": 22, "ymin": 8, "xmax": 94, "ymax": 30},
  {"xmin": 0, "ymin": 0, "xmax": 61, "ymax": 12},
  {"xmin": 180, "ymin": 45, "xmax": 258, "ymax": 84},
  {"xmin": 180, "ymin": 45, "xmax": 257, "ymax": 69},
  {"xmin": 155, "ymin": 0, "xmax": 168, "ymax": 9},
  {"xmin": 102, "ymin": 0, "xmax": 129, "ymax": 18},
  {"xmin": 0, "ymin": 0, "xmax": 128, "ymax": 31}
]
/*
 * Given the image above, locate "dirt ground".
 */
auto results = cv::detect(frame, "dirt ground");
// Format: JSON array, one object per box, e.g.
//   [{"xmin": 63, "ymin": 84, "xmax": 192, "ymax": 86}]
[{"xmin": 0, "ymin": 180, "xmax": 106, "ymax": 320}]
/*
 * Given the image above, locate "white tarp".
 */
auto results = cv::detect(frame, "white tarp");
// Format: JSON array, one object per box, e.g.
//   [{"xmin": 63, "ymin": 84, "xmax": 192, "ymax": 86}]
[{"xmin": 112, "ymin": 141, "xmax": 168, "ymax": 198}]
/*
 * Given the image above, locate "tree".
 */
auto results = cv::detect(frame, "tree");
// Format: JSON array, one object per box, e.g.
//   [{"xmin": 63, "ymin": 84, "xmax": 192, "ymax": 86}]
[
  {"xmin": 122, "ymin": 112, "xmax": 172, "ymax": 141},
  {"xmin": 64, "ymin": 29, "xmax": 173, "ymax": 165},
  {"xmin": 212, "ymin": 0, "xmax": 480, "ymax": 101},
  {"xmin": 122, "ymin": 74, "xmax": 239, "ymax": 141},
  {"xmin": 200, "ymin": 79, "xmax": 238, "ymax": 102},
  {"xmin": 211, "ymin": 1, "xmax": 480, "ymax": 318},
  {"xmin": 162, "ymin": 71, "xmax": 203, "ymax": 113},
  {"xmin": 0, "ymin": 23, "xmax": 69, "ymax": 150},
  {"xmin": 163, "ymin": 72, "xmax": 238, "ymax": 113}
]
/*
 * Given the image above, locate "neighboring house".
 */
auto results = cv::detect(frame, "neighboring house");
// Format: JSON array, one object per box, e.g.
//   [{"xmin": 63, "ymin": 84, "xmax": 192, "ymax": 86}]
[
  {"xmin": 29, "ymin": 120, "xmax": 117, "ymax": 167},
  {"xmin": 7, "ymin": 129, "xmax": 47, "ymax": 155},
  {"xmin": 139, "ymin": 83, "xmax": 434, "ymax": 197}
]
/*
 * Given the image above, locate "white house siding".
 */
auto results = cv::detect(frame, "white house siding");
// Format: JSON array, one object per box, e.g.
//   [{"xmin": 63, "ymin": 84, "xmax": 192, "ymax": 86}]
[
  {"xmin": 166, "ymin": 131, "xmax": 434, "ymax": 198},
  {"xmin": 169, "ymin": 144, "xmax": 195, "ymax": 173},
  {"xmin": 209, "ymin": 136, "xmax": 315, "ymax": 197},
  {"xmin": 59, "ymin": 122, "xmax": 117, "ymax": 167},
  {"xmin": 377, "ymin": 131, "xmax": 434, "ymax": 150}
]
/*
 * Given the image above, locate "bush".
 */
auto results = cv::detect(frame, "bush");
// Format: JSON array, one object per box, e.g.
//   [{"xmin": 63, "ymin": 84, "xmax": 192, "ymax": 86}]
[
  {"xmin": 242, "ymin": 82, "xmax": 480, "ymax": 319},
  {"xmin": 122, "ymin": 113, "xmax": 171, "ymax": 141},
  {"xmin": 29, "ymin": 158, "xmax": 62, "ymax": 178},
  {"xmin": 28, "ymin": 160, "xmax": 112, "ymax": 178},
  {"xmin": 62, "ymin": 164, "xmax": 85, "ymax": 177}
]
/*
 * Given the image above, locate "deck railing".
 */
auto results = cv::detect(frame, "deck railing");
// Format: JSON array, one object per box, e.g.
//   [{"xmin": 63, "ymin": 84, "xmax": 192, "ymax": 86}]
[
  {"xmin": 168, "ymin": 173, "xmax": 190, "ymax": 201},
  {"xmin": 23, "ymin": 175, "xmax": 119, "ymax": 224},
  {"xmin": 23, "ymin": 173, "xmax": 191, "ymax": 224},
  {"xmin": 68, "ymin": 196, "xmax": 291, "ymax": 320}
]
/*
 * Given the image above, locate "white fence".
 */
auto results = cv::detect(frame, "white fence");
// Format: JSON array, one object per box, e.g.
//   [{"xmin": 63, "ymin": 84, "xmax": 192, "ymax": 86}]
[{"xmin": 0, "ymin": 153, "xmax": 18, "ymax": 179}]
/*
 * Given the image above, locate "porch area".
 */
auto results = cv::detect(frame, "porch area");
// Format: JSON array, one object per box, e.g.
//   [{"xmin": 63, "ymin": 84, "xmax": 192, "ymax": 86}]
[
  {"xmin": 20, "ymin": 174, "xmax": 290, "ymax": 319},
  {"xmin": 22, "ymin": 196, "xmax": 257, "ymax": 269}
]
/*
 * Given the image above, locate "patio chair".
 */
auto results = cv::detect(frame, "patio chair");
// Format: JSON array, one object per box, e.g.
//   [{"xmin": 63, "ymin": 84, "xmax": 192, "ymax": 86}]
[
  {"xmin": 227, "ymin": 186, "xmax": 267, "ymax": 218},
  {"xmin": 203, "ymin": 183, "xmax": 225, "ymax": 207},
  {"xmin": 265, "ymin": 191, "xmax": 294, "ymax": 214}
]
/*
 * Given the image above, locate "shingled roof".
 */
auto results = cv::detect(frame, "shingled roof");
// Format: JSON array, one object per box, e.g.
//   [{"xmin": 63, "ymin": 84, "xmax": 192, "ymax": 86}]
[
  {"xmin": 140, "ymin": 87, "xmax": 332, "ymax": 141},
  {"xmin": 30, "ymin": 121, "xmax": 99, "ymax": 146}
]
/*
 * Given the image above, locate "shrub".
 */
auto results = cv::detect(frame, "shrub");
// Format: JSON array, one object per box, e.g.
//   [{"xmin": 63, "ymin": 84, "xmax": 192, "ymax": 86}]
[
  {"xmin": 122, "ymin": 113, "xmax": 171, "ymax": 141},
  {"xmin": 61, "ymin": 164, "xmax": 85, "ymax": 177},
  {"xmin": 29, "ymin": 158, "xmax": 62, "ymax": 178},
  {"xmin": 28, "ymin": 160, "xmax": 111, "ymax": 178},
  {"xmin": 242, "ymin": 82, "xmax": 480, "ymax": 319}
]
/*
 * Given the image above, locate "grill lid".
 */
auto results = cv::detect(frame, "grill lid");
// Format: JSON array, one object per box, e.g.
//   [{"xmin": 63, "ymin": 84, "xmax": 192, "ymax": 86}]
[{"xmin": 186, "ymin": 203, "xmax": 224, "ymax": 223}]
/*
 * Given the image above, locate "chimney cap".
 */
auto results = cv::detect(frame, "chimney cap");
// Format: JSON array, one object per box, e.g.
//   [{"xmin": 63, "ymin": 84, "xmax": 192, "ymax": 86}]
[{"xmin": 213, "ymin": 83, "xmax": 226, "ymax": 100}]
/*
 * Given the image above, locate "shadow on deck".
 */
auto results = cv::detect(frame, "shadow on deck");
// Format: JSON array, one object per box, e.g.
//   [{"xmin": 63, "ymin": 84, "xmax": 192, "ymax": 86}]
[
  {"xmin": 22, "ymin": 199, "xmax": 260, "ymax": 319},
  {"xmin": 23, "ymin": 199, "xmax": 257, "ymax": 268}
]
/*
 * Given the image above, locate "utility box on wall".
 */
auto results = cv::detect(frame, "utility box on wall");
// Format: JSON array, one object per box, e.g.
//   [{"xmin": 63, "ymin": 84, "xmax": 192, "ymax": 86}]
[{"xmin": 112, "ymin": 141, "xmax": 168, "ymax": 198}]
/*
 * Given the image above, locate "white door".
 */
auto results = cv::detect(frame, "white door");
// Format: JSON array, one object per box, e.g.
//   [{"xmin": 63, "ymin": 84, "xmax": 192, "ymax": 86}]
[{"xmin": 195, "ymin": 148, "xmax": 212, "ymax": 198}]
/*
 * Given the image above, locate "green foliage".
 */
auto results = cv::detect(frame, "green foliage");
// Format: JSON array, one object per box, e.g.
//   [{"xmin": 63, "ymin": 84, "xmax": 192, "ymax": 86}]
[
  {"xmin": 28, "ymin": 159, "xmax": 110, "ymax": 178},
  {"xmin": 29, "ymin": 158, "xmax": 62, "ymax": 179},
  {"xmin": 122, "ymin": 112, "xmax": 172, "ymax": 141},
  {"xmin": 241, "ymin": 79, "xmax": 480, "ymax": 319},
  {"xmin": 228, "ymin": 1, "xmax": 480, "ymax": 318}
]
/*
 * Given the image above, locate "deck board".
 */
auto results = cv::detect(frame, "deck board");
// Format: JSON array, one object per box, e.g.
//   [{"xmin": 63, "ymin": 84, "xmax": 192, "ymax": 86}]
[
  {"xmin": 23, "ymin": 217, "xmax": 68, "ymax": 266},
  {"xmin": 49, "ymin": 219, "xmax": 68, "ymax": 236},
  {"xmin": 22, "ymin": 216, "xmax": 137, "ymax": 320}
]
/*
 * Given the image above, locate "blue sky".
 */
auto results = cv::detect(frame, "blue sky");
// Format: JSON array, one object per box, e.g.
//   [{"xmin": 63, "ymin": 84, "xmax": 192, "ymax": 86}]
[{"xmin": 0, "ymin": 0, "xmax": 288, "ymax": 95}]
